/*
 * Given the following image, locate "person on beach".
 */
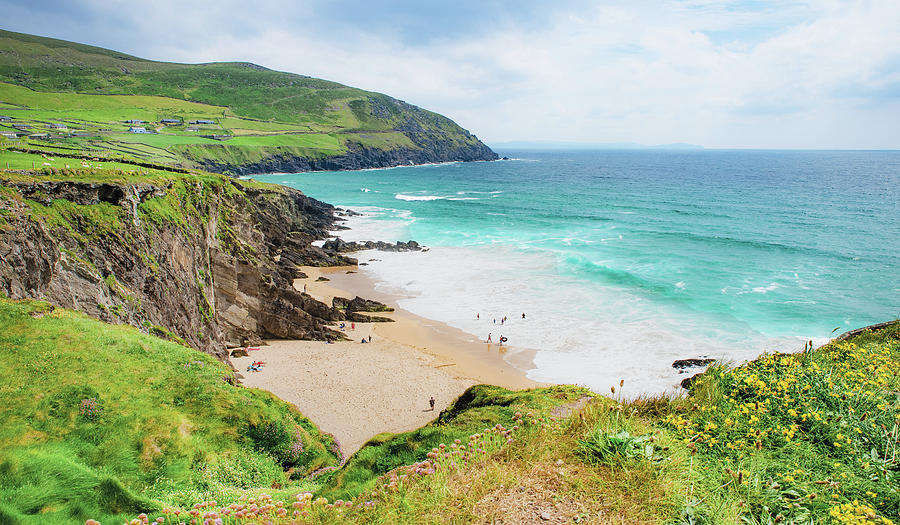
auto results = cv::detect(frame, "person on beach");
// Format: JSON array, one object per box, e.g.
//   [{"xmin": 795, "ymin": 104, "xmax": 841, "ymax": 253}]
[
  {"xmin": 477, "ymin": 313, "xmax": 480, "ymax": 320},
  {"xmin": 351, "ymin": 322, "xmax": 355, "ymax": 331},
  {"xmin": 522, "ymin": 312, "xmax": 525, "ymax": 319},
  {"xmin": 429, "ymin": 396, "xmax": 435, "ymax": 411},
  {"xmin": 486, "ymin": 333, "xmax": 492, "ymax": 343}
]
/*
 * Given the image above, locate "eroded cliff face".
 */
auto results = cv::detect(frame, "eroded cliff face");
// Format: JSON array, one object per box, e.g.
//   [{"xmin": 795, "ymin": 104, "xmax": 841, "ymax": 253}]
[
  {"xmin": 0, "ymin": 174, "xmax": 354, "ymax": 360},
  {"xmin": 186, "ymin": 140, "xmax": 499, "ymax": 176}
]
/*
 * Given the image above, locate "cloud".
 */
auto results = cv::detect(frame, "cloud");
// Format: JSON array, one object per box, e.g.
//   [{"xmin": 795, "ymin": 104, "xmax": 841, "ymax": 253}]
[{"xmin": 2, "ymin": 0, "xmax": 899, "ymax": 148}]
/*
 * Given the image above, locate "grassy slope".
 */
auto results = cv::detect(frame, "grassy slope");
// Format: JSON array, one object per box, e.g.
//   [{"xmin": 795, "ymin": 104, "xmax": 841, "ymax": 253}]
[
  {"xmin": 0, "ymin": 298, "xmax": 341, "ymax": 524},
  {"xmin": 0, "ymin": 29, "xmax": 488, "ymax": 172},
  {"xmin": 89, "ymin": 322, "xmax": 900, "ymax": 525}
]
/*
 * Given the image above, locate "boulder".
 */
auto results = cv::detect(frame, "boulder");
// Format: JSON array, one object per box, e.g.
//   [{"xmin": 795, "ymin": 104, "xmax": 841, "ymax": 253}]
[{"xmin": 672, "ymin": 358, "xmax": 715, "ymax": 370}]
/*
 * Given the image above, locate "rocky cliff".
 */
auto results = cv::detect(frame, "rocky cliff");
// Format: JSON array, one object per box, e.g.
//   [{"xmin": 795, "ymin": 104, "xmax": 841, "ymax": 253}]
[
  {"xmin": 0, "ymin": 171, "xmax": 357, "ymax": 360},
  {"xmin": 192, "ymin": 141, "xmax": 498, "ymax": 176}
]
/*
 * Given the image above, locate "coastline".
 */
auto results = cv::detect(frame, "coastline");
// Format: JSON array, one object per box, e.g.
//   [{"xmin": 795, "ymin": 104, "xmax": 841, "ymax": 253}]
[{"xmin": 230, "ymin": 265, "xmax": 543, "ymax": 457}]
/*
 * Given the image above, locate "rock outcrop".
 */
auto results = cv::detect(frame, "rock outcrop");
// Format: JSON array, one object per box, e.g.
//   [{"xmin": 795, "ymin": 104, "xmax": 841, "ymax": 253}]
[
  {"xmin": 672, "ymin": 358, "xmax": 715, "ymax": 370},
  {"xmin": 0, "ymin": 174, "xmax": 358, "ymax": 360},
  {"xmin": 322, "ymin": 238, "xmax": 423, "ymax": 254},
  {"xmin": 192, "ymin": 141, "xmax": 498, "ymax": 176}
]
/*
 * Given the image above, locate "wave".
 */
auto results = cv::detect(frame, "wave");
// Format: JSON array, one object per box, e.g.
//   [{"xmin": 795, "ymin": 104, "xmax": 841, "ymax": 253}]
[
  {"xmin": 395, "ymin": 194, "xmax": 447, "ymax": 201},
  {"xmin": 630, "ymin": 228, "xmax": 856, "ymax": 262},
  {"xmin": 360, "ymin": 188, "xmax": 371, "ymax": 192}
]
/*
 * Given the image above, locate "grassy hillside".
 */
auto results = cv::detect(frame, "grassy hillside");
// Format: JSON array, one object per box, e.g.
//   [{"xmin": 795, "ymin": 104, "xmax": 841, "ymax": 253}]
[
  {"xmin": 0, "ymin": 297, "xmax": 341, "ymax": 524},
  {"xmin": 0, "ymin": 29, "xmax": 495, "ymax": 174},
  {"xmin": 84, "ymin": 321, "xmax": 900, "ymax": 525}
]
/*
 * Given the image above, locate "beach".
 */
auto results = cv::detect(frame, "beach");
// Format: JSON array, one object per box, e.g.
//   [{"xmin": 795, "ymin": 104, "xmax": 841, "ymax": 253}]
[{"xmin": 230, "ymin": 265, "xmax": 542, "ymax": 457}]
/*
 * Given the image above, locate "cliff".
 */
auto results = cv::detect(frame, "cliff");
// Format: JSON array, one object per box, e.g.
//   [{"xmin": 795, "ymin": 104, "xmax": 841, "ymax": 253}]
[{"xmin": 0, "ymin": 170, "xmax": 356, "ymax": 359}]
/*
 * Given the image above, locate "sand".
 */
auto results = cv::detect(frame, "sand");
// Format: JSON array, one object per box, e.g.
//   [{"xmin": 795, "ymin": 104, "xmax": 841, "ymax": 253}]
[{"xmin": 230, "ymin": 265, "xmax": 542, "ymax": 457}]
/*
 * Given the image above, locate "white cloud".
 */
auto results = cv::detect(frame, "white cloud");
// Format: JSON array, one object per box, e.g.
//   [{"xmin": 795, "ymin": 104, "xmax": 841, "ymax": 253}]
[{"xmin": 5, "ymin": 0, "xmax": 900, "ymax": 148}]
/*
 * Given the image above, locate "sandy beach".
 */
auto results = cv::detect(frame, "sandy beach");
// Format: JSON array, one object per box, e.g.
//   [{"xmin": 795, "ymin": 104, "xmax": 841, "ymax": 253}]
[{"xmin": 230, "ymin": 265, "xmax": 542, "ymax": 457}]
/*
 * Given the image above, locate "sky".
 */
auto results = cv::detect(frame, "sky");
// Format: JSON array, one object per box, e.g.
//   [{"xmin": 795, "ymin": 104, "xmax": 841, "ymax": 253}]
[{"xmin": 2, "ymin": 0, "xmax": 900, "ymax": 149}]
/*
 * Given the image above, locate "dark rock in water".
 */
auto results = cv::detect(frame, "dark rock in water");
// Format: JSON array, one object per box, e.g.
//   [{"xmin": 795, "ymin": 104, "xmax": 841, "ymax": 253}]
[
  {"xmin": 359, "ymin": 262, "xmax": 367, "ymax": 266},
  {"xmin": 672, "ymin": 358, "xmax": 715, "ymax": 370},
  {"xmin": 681, "ymin": 373, "xmax": 703, "ymax": 390},
  {"xmin": 316, "ymin": 276, "xmax": 330, "ymax": 282},
  {"xmin": 230, "ymin": 348, "xmax": 249, "ymax": 358},
  {"xmin": 322, "ymin": 237, "xmax": 424, "ymax": 254}
]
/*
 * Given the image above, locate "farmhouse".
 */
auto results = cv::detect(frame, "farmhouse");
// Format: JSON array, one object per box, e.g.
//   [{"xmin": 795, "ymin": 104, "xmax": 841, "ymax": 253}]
[
  {"xmin": 124, "ymin": 119, "xmax": 145, "ymax": 124},
  {"xmin": 12, "ymin": 124, "xmax": 31, "ymax": 130},
  {"xmin": 0, "ymin": 132, "xmax": 18, "ymax": 139},
  {"xmin": 185, "ymin": 127, "xmax": 200, "ymax": 132},
  {"xmin": 160, "ymin": 118, "xmax": 182, "ymax": 125},
  {"xmin": 28, "ymin": 133, "xmax": 49, "ymax": 139},
  {"xmin": 189, "ymin": 119, "xmax": 216, "ymax": 125},
  {"xmin": 129, "ymin": 127, "xmax": 149, "ymax": 134},
  {"xmin": 47, "ymin": 123, "xmax": 67, "ymax": 129},
  {"xmin": 0, "ymin": 116, "xmax": 12, "ymax": 121}
]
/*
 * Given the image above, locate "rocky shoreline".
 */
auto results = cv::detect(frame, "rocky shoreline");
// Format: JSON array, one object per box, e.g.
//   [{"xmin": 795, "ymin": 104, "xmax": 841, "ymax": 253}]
[{"xmin": 193, "ymin": 140, "xmax": 499, "ymax": 176}]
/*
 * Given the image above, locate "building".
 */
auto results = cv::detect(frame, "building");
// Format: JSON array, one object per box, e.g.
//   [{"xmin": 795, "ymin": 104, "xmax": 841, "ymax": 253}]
[
  {"xmin": 129, "ymin": 127, "xmax": 149, "ymax": 134},
  {"xmin": 48, "ymin": 123, "xmax": 67, "ymax": 129},
  {"xmin": 28, "ymin": 133, "xmax": 49, "ymax": 139},
  {"xmin": 190, "ymin": 119, "xmax": 216, "ymax": 125},
  {"xmin": 0, "ymin": 132, "xmax": 18, "ymax": 139},
  {"xmin": 12, "ymin": 124, "xmax": 31, "ymax": 130},
  {"xmin": 160, "ymin": 119, "xmax": 182, "ymax": 125},
  {"xmin": 185, "ymin": 127, "xmax": 200, "ymax": 132},
  {"xmin": 124, "ymin": 119, "xmax": 145, "ymax": 124},
  {"xmin": 0, "ymin": 116, "xmax": 12, "ymax": 121}
]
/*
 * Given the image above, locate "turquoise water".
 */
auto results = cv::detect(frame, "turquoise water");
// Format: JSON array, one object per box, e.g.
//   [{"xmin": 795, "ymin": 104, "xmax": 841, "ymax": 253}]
[{"xmin": 256, "ymin": 150, "xmax": 900, "ymax": 394}]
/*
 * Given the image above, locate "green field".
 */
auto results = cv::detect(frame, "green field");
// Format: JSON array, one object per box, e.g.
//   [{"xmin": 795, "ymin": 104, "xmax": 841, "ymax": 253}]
[{"xmin": 0, "ymin": 29, "xmax": 495, "ymax": 174}]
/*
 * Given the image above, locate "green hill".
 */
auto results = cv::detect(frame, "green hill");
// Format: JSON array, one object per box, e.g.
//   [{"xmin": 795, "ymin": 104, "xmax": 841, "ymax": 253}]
[
  {"xmin": 0, "ymin": 29, "xmax": 496, "ymax": 174},
  {"xmin": 0, "ymin": 298, "xmax": 340, "ymax": 524},
  {"xmin": 6, "ymin": 291, "xmax": 896, "ymax": 524}
]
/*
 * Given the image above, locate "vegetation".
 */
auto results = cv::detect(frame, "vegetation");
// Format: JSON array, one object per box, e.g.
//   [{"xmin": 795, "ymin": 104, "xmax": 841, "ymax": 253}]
[
  {"xmin": 0, "ymin": 29, "xmax": 491, "ymax": 174},
  {"xmin": 89, "ymin": 322, "xmax": 900, "ymax": 525},
  {"xmin": 0, "ymin": 298, "xmax": 340, "ymax": 524}
]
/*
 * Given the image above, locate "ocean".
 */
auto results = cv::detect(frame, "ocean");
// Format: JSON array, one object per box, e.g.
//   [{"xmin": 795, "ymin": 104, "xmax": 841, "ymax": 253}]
[{"xmin": 255, "ymin": 149, "xmax": 900, "ymax": 395}]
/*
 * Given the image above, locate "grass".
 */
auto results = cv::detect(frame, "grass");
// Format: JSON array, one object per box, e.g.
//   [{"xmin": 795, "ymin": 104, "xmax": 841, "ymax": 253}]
[
  {"xmin": 95, "ymin": 322, "xmax": 900, "ymax": 525},
  {"xmin": 0, "ymin": 29, "xmax": 493, "ymax": 174},
  {"xmin": 663, "ymin": 322, "xmax": 900, "ymax": 524},
  {"xmin": 0, "ymin": 298, "xmax": 341, "ymax": 524}
]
